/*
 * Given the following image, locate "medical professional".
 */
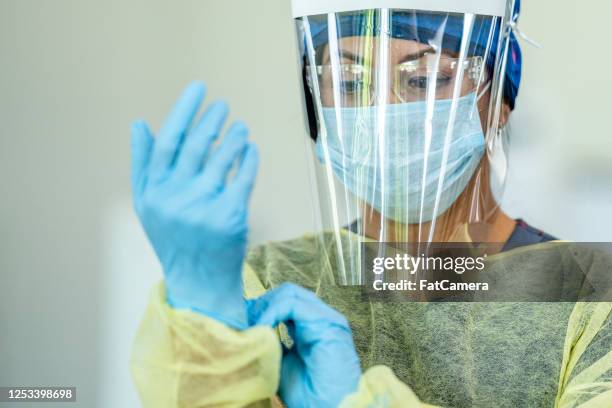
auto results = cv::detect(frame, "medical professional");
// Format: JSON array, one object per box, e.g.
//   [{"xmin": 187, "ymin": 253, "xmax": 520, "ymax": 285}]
[{"xmin": 130, "ymin": 0, "xmax": 612, "ymax": 406}]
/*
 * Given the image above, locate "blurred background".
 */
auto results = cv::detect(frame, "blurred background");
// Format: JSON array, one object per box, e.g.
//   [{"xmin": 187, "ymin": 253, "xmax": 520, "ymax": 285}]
[{"xmin": 0, "ymin": 0, "xmax": 610, "ymax": 406}]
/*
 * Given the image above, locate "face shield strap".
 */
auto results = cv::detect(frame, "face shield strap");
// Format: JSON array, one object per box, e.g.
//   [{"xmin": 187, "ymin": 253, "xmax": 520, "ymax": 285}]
[{"xmin": 507, "ymin": 14, "xmax": 541, "ymax": 49}]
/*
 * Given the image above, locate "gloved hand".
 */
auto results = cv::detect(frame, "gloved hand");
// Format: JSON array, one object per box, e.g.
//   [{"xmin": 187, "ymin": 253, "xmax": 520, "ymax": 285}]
[
  {"xmin": 130, "ymin": 82, "xmax": 259, "ymax": 329},
  {"xmin": 249, "ymin": 283, "xmax": 362, "ymax": 408}
]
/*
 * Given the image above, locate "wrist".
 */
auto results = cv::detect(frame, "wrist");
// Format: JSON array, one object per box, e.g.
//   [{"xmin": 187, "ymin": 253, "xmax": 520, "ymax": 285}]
[
  {"xmin": 165, "ymin": 283, "xmax": 248, "ymax": 330},
  {"xmin": 191, "ymin": 303, "xmax": 249, "ymax": 330},
  {"xmin": 167, "ymin": 293, "xmax": 248, "ymax": 330}
]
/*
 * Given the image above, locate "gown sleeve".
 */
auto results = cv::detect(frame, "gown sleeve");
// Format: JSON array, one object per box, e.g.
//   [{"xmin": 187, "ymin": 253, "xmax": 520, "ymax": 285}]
[
  {"xmin": 555, "ymin": 302, "xmax": 612, "ymax": 407},
  {"xmin": 130, "ymin": 283, "xmax": 283, "ymax": 408},
  {"xmin": 339, "ymin": 365, "xmax": 440, "ymax": 408}
]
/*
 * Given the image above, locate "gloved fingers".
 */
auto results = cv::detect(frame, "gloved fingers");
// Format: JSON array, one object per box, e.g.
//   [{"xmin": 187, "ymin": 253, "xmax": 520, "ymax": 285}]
[
  {"xmin": 249, "ymin": 283, "xmax": 331, "ymax": 326},
  {"xmin": 281, "ymin": 341, "xmax": 292, "ymax": 356},
  {"xmin": 173, "ymin": 100, "xmax": 229, "ymax": 179},
  {"xmin": 130, "ymin": 120, "xmax": 154, "ymax": 204},
  {"xmin": 250, "ymin": 283, "xmax": 350, "ymax": 330},
  {"xmin": 149, "ymin": 82, "xmax": 206, "ymax": 182},
  {"xmin": 247, "ymin": 283, "xmax": 301, "ymax": 325},
  {"xmin": 278, "ymin": 351, "xmax": 305, "ymax": 397},
  {"xmin": 225, "ymin": 143, "xmax": 259, "ymax": 204},
  {"xmin": 198, "ymin": 121, "xmax": 249, "ymax": 192}
]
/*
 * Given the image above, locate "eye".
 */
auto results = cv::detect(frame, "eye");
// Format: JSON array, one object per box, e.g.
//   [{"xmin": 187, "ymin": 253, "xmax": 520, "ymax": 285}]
[
  {"xmin": 407, "ymin": 75, "xmax": 451, "ymax": 90},
  {"xmin": 340, "ymin": 80, "xmax": 364, "ymax": 95},
  {"xmin": 435, "ymin": 76, "xmax": 452, "ymax": 88},
  {"xmin": 407, "ymin": 76, "xmax": 428, "ymax": 90}
]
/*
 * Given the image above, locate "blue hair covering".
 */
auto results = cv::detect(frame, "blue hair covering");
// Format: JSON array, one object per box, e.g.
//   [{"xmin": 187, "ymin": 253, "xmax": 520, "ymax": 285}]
[{"xmin": 306, "ymin": 1, "xmax": 522, "ymax": 110}]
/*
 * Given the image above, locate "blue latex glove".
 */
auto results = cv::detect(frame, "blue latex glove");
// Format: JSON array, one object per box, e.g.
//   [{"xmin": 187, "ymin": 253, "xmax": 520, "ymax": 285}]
[
  {"xmin": 130, "ymin": 82, "xmax": 259, "ymax": 329},
  {"xmin": 249, "ymin": 283, "xmax": 362, "ymax": 408}
]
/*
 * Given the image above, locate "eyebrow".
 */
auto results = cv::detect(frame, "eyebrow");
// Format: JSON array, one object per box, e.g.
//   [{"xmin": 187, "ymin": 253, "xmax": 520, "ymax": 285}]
[
  {"xmin": 398, "ymin": 47, "xmax": 436, "ymax": 63},
  {"xmin": 321, "ymin": 49, "xmax": 364, "ymax": 65},
  {"xmin": 322, "ymin": 46, "xmax": 440, "ymax": 65}
]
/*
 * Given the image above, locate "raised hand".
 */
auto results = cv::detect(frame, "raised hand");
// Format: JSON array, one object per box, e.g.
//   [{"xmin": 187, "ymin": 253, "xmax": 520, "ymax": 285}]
[{"xmin": 131, "ymin": 82, "xmax": 259, "ymax": 329}]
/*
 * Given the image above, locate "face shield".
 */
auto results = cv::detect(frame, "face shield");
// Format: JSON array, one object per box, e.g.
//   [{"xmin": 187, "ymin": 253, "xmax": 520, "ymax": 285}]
[{"xmin": 293, "ymin": 0, "xmax": 517, "ymax": 285}]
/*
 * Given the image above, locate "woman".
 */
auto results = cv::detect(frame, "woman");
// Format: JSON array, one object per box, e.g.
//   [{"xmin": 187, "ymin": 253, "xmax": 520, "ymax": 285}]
[{"xmin": 130, "ymin": 2, "xmax": 611, "ymax": 407}]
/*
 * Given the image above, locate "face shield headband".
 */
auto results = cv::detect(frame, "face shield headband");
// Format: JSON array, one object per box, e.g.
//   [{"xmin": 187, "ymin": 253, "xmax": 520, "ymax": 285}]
[{"xmin": 302, "ymin": 2, "xmax": 522, "ymax": 110}]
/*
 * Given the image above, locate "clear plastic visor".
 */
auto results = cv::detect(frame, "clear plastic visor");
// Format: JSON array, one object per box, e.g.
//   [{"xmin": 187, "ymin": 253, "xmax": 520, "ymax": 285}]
[{"xmin": 296, "ymin": 8, "xmax": 512, "ymax": 285}]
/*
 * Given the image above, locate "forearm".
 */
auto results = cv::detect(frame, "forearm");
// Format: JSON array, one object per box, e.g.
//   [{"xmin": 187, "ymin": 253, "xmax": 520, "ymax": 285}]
[{"xmin": 130, "ymin": 283, "xmax": 281, "ymax": 408}]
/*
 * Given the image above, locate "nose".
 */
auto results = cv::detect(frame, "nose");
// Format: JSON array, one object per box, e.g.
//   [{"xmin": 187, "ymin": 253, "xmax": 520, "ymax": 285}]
[
  {"xmin": 370, "ymin": 71, "xmax": 404, "ymax": 105},
  {"xmin": 388, "ymin": 87, "xmax": 403, "ymax": 104}
]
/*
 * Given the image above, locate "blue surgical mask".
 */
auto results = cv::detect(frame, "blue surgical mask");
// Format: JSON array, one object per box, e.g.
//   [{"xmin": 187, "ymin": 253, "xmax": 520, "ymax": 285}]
[{"xmin": 316, "ymin": 92, "xmax": 486, "ymax": 224}]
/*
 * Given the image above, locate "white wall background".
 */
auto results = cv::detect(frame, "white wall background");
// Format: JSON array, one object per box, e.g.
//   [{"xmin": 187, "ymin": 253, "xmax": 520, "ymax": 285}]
[
  {"xmin": 0, "ymin": 0, "xmax": 610, "ymax": 407},
  {"xmin": 504, "ymin": 0, "xmax": 612, "ymax": 241}
]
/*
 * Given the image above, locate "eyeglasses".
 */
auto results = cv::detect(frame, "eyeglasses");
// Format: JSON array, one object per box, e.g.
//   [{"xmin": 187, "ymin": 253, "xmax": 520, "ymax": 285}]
[{"xmin": 307, "ymin": 55, "xmax": 485, "ymax": 107}]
